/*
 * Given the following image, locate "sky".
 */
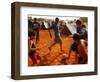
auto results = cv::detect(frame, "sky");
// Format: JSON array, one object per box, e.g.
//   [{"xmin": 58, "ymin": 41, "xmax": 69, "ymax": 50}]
[{"xmin": 28, "ymin": 14, "xmax": 80, "ymax": 21}]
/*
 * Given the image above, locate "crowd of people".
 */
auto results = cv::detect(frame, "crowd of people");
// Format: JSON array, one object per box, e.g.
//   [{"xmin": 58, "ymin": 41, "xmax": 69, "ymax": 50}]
[{"xmin": 28, "ymin": 17, "xmax": 88, "ymax": 66}]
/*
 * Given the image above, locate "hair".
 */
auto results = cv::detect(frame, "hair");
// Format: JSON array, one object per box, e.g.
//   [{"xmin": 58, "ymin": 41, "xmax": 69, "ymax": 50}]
[
  {"xmin": 28, "ymin": 31, "xmax": 35, "ymax": 37},
  {"xmin": 34, "ymin": 18, "xmax": 37, "ymax": 21},
  {"xmin": 73, "ymin": 33, "xmax": 80, "ymax": 41},
  {"xmin": 76, "ymin": 20, "xmax": 81, "ymax": 25},
  {"xmin": 55, "ymin": 17, "xmax": 59, "ymax": 22},
  {"xmin": 81, "ymin": 24, "xmax": 86, "ymax": 28}
]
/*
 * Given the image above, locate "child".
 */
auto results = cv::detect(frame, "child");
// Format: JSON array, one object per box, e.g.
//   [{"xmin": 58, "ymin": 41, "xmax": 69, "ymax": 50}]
[
  {"xmin": 28, "ymin": 31, "xmax": 41, "ymax": 65},
  {"xmin": 68, "ymin": 33, "xmax": 88, "ymax": 64},
  {"xmin": 48, "ymin": 18, "xmax": 63, "ymax": 52},
  {"xmin": 76, "ymin": 20, "xmax": 82, "ymax": 34},
  {"xmin": 32, "ymin": 18, "xmax": 40, "ymax": 44},
  {"xmin": 81, "ymin": 24, "xmax": 88, "ymax": 40}
]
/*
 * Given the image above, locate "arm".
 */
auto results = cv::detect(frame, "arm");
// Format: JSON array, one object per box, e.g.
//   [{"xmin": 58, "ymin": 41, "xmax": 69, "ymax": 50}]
[
  {"xmin": 48, "ymin": 28, "xmax": 52, "ymax": 38},
  {"xmin": 68, "ymin": 48, "xmax": 72, "ymax": 59},
  {"xmin": 48, "ymin": 25, "xmax": 53, "ymax": 38},
  {"xmin": 30, "ymin": 47, "xmax": 40, "ymax": 51},
  {"xmin": 28, "ymin": 40, "xmax": 40, "ymax": 51},
  {"xmin": 81, "ymin": 40, "xmax": 88, "ymax": 55},
  {"xmin": 84, "ymin": 41, "xmax": 88, "ymax": 55}
]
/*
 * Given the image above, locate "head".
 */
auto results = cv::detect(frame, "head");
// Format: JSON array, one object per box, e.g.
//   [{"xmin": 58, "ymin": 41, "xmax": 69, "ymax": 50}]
[
  {"xmin": 34, "ymin": 18, "xmax": 37, "ymax": 22},
  {"xmin": 73, "ymin": 33, "xmax": 80, "ymax": 43},
  {"xmin": 28, "ymin": 31, "xmax": 35, "ymax": 40},
  {"xmin": 55, "ymin": 17, "xmax": 59, "ymax": 23},
  {"xmin": 81, "ymin": 24, "xmax": 86, "ymax": 28},
  {"xmin": 76, "ymin": 20, "xmax": 81, "ymax": 26},
  {"xmin": 28, "ymin": 17, "xmax": 32, "ymax": 20}
]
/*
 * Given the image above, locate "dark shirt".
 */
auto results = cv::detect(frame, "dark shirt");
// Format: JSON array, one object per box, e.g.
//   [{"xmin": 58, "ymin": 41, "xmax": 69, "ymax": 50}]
[
  {"xmin": 71, "ymin": 42, "xmax": 78, "ymax": 53},
  {"xmin": 28, "ymin": 20, "xmax": 33, "ymax": 28},
  {"xmin": 77, "ymin": 26, "xmax": 82, "ymax": 34},
  {"xmin": 50, "ymin": 23, "xmax": 60, "ymax": 37},
  {"xmin": 29, "ymin": 43, "xmax": 36, "ymax": 56},
  {"xmin": 32, "ymin": 22, "xmax": 40, "ymax": 30}
]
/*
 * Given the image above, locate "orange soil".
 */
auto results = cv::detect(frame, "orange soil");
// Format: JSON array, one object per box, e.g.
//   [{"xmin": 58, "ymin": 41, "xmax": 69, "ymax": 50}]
[{"xmin": 28, "ymin": 30, "xmax": 82, "ymax": 66}]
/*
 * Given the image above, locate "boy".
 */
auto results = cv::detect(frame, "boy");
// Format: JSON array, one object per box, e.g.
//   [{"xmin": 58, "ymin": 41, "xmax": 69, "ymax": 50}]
[
  {"xmin": 32, "ymin": 18, "xmax": 40, "ymax": 44},
  {"xmin": 48, "ymin": 18, "xmax": 63, "ymax": 52},
  {"xmin": 76, "ymin": 20, "xmax": 82, "ymax": 34},
  {"xmin": 68, "ymin": 33, "xmax": 88, "ymax": 64},
  {"xmin": 81, "ymin": 24, "xmax": 88, "ymax": 40}
]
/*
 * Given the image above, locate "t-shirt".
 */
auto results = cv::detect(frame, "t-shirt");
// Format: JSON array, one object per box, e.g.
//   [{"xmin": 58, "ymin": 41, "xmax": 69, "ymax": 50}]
[
  {"xmin": 28, "ymin": 20, "xmax": 33, "ymax": 28},
  {"xmin": 50, "ymin": 23, "xmax": 60, "ymax": 37},
  {"xmin": 32, "ymin": 22, "xmax": 40, "ymax": 30},
  {"xmin": 71, "ymin": 42, "xmax": 78, "ymax": 53},
  {"xmin": 77, "ymin": 26, "xmax": 82, "ymax": 34}
]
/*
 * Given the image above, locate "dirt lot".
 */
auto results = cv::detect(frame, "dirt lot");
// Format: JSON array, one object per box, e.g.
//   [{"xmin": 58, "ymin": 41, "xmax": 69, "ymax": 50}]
[{"xmin": 28, "ymin": 30, "xmax": 81, "ymax": 66}]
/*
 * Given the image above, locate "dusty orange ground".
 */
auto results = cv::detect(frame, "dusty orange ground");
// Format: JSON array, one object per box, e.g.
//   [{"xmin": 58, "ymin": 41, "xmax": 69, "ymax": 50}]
[{"xmin": 28, "ymin": 30, "xmax": 82, "ymax": 66}]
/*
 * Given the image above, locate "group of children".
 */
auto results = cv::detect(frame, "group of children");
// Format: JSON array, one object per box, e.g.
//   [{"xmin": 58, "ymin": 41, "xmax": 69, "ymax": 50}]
[
  {"xmin": 67, "ymin": 20, "xmax": 88, "ymax": 64},
  {"xmin": 28, "ymin": 17, "xmax": 88, "ymax": 66}
]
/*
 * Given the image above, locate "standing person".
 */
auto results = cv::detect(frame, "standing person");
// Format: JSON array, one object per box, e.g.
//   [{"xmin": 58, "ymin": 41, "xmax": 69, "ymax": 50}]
[
  {"xmin": 68, "ymin": 33, "xmax": 88, "ymax": 64},
  {"xmin": 76, "ymin": 20, "xmax": 82, "ymax": 34},
  {"xmin": 28, "ymin": 17, "xmax": 33, "ymax": 33},
  {"xmin": 32, "ymin": 18, "xmax": 40, "ymax": 44},
  {"xmin": 81, "ymin": 24, "xmax": 88, "ymax": 40},
  {"xmin": 48, "ymin": 18, "xmax": 63, "ymax": 52},
  {"xmin": 28, "ymin": 31, "xmax": 41, "ymax": 65},
  {"xmin": 28, "ymin": 17, "xmax": 33, "ymax": 28}
]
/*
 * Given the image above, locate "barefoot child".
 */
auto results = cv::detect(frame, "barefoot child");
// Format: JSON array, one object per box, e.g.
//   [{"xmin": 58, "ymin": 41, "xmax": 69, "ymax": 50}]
[
  {"xmin": 28, "ymin": 31, "xmax": 41, "ymax": 65},
  {"xmin": 48, "ymin": 18, "xmax": 63, "ymax": 52},
  {"xmin": 68, "ymin": 33, "xmax": 88, "ymax": 64}
]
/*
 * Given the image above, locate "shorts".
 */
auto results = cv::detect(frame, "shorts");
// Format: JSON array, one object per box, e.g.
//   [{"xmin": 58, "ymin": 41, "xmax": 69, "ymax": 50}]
[{"xmin": 54, "ymin": 37, "xmax": 62, "ymax": 43}]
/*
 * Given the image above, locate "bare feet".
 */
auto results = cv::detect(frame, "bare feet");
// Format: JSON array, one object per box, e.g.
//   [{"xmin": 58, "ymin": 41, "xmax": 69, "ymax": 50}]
[{"xmin": 48, "ymin": 47, "xmax": 51, "ymax": 52}]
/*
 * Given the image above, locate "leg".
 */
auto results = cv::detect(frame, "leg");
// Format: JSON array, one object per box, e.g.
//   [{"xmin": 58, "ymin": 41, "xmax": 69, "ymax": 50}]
[
  {"xmin": 48, "ymin": 42, "xmax": 56, "ymax": 51},
  {"xmin": 36, "ymin": 30, "xmax": 39, "ymax": 44},
  {"xmin": 59, "ymin": 42, "xmax": 63, "ymax": 52},
  {"xmin": 36, "ymin": 53, "xmax": 41, "ymax": 60},
  {"xmin": 29, "ymin": 54, "xmax": 37, "ymax": 64},
  {"xmin": 32, "ymin": 56, "xmax": 37, "ymax": 64},
  {"xmin": 81, "ymin": 56, "xmax": 87, "ymax": 64}
]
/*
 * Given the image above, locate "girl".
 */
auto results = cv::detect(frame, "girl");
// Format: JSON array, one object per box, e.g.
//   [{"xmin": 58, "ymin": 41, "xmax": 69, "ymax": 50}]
[{"xmin": 28, "ymin": 31, "xmax": 41, "ymax": 65}]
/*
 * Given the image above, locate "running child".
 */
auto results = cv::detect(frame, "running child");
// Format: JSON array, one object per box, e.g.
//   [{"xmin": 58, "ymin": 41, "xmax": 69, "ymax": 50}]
[
  {"xmin": 68, "ymin": 33, "xmax": 88, "ymax": 64},
  {"xmin": 28, "ymin": 31, "xmax": 41, "ymax": 65},
  {"xmin": 48, "ymin": 18, "xmax": 63, "ymax": 52}
]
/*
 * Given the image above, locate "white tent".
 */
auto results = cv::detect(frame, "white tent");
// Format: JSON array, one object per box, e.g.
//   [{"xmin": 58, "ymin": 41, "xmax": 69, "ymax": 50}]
[{"xmin": 66, "ymin": 22, "xmax": 77, "ymax": 34}]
